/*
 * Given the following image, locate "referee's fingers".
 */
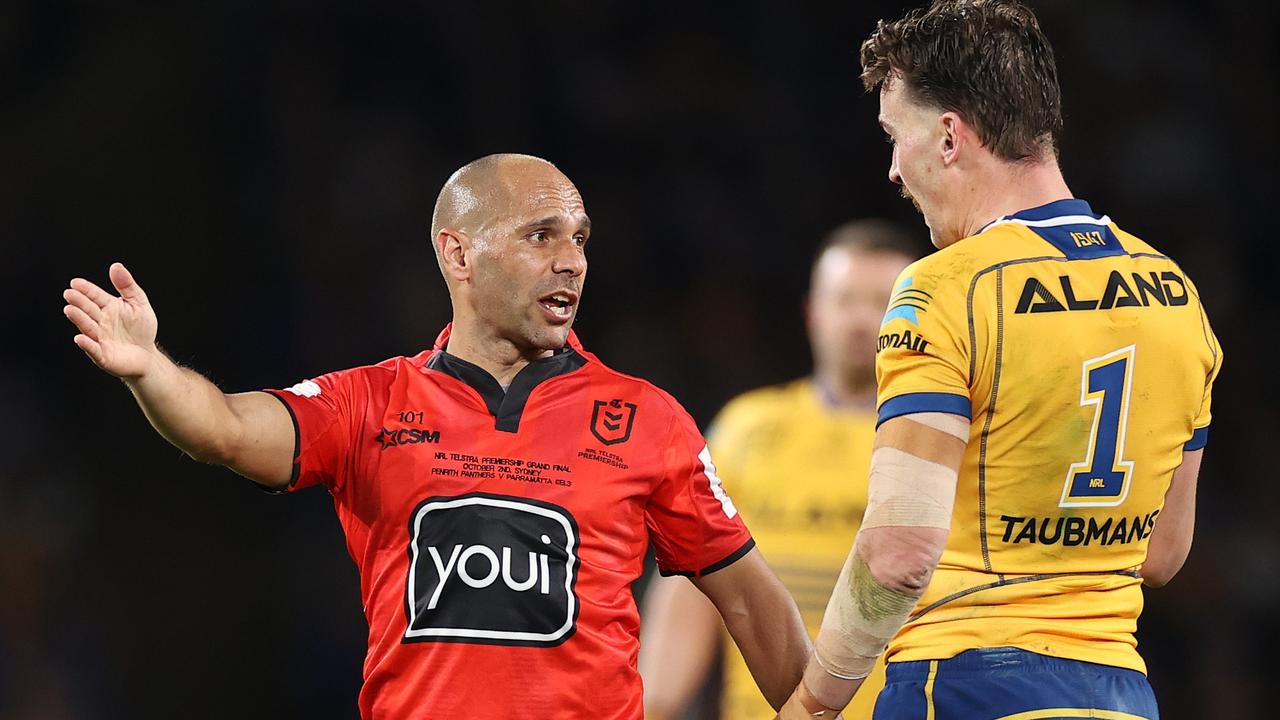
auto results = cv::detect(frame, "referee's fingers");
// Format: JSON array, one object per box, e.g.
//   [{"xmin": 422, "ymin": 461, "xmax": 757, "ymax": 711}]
[
  {"xmin": 64, "ymin": 287, "xmax": 105, "ymax": 323},
  {"xmin": 70, "ymin": 276, "xmax": 116, "ymax": 308},
  {"xmin": 109, "ymin": 262, "xmax": 148, "ymax": 303}
]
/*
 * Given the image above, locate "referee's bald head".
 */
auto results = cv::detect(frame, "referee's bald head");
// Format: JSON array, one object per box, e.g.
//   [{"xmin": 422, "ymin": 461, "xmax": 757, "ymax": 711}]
[{"xmin": 432, "ymin": 154, "xmax": 571, "ymax": 251}]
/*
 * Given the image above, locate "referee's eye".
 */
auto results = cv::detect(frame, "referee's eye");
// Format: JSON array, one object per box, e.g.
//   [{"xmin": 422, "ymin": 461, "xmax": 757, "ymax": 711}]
[
  {"xmin": 573, "ymin": 234, "xmax": 587, "ymax": 248},
  {"xmin": 528, "ymin": 230, "xmax": 549, "ymax": 243}
]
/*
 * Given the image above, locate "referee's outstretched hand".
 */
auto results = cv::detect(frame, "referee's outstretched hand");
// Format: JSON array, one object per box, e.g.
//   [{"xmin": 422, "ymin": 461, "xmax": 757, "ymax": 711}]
[{"xmin": 62, "ymin": 262, "xmax": 159, "ymax": 380}]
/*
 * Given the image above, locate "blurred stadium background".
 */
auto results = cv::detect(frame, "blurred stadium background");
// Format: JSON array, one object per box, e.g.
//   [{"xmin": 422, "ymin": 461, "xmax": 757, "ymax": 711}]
[{"xmin": 3, "ymin": 1, "xmax": 1273, "ymax": 718}]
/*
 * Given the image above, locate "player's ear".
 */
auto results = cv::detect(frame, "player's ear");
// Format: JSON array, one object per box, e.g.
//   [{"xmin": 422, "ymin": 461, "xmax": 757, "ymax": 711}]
[
  {"xmin": 939, "ymin": 111, "xmax": 964, "ymax": 166},
  {"xmin": 437, "ymin": 229, "xmax": 472, "ymax": 283}
]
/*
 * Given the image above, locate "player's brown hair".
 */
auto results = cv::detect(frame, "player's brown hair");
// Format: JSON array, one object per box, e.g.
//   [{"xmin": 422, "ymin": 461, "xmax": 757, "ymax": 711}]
[{"xmin": 860, "ymin": 0, "xmax": 1063, "ymax": 162}]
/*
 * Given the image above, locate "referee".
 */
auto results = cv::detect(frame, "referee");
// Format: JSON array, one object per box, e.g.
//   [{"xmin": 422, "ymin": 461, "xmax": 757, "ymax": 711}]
[{"xmin": 61, "ymin": 153, "xmax": 810, "ymax": 719}]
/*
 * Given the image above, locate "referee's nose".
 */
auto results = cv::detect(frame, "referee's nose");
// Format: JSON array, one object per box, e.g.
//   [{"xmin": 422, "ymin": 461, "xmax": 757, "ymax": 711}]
[{"xmin": 552, "ymin": 239, "xmax": 587, "ymax": 277}]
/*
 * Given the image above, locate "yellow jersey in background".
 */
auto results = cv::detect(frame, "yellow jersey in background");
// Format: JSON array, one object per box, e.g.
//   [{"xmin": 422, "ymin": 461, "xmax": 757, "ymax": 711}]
[{"xmin": 708, "ymin": 379, "xmax": 885, "ymax": 719}]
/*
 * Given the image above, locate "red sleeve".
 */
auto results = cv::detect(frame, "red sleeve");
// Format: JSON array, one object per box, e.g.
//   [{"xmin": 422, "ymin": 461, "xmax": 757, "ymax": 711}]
[
  {"xmin": 644, "ymin": 392, "xmax": 754, "ymax": 577},
  {"xmin": 263, "ymin": 368, "xmax": 366, "ymax": 493}
]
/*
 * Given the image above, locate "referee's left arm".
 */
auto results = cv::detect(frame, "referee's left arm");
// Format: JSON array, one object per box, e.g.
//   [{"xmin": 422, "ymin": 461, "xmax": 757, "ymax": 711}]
[
  {"xmin": 693, "ymin": 547, "xmax": 812, "ymax": 711},
  {"xmin": 643, "ymin": 388, "xmax": 811, "ymax": 711}
]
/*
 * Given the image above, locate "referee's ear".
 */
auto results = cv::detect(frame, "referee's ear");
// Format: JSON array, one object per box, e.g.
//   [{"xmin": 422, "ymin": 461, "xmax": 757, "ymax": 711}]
[{"xmin": 436, "ymin": 228, "xmax": 473, "ymax": 284}]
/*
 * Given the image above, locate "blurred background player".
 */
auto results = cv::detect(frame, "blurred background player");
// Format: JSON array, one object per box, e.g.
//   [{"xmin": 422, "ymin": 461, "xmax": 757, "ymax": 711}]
[
  {"xmin": 641, "ymin": 220, "xmax": 921, "ymax": 719},
  {"xmin": 781, "ymin": 2, "xmax": 1222, "ymax": 719}
]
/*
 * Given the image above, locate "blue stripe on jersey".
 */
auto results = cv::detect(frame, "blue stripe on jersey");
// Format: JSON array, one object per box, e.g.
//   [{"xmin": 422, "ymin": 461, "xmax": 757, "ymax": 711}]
[
  {"xmin": 883, "ymin": 276, "xmax": 927, "ymax": 326},
  {"xmin": 883, "ymin": 304, "xmax": 919, "ymax": 325},
  {"xmin": 1008, "ymin": 198, "xmax": 1098, "ymax": 222},
  {"xmin": 1185, "ymin": 425, "xmax": 1210, "ymax": 451},
  {"xmin": 878, "ymin": 392, "xmax": 972, "ymax": 426}
]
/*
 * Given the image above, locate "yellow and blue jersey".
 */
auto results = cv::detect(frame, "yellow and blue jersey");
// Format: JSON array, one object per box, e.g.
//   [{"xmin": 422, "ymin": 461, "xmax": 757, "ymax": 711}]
[
  {"xmin": 706, "ymin": 379, "xmax": 886, "ymax": 719},
  {"xmin": 875, "ymin": 198, "xmax": 1222, "ymax": 674}
]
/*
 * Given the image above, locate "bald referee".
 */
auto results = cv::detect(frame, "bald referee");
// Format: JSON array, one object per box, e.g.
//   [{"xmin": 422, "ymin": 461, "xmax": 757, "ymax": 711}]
[{"xmin": 62, "ymin": 154, "xmax": 810, "ymax": 719}]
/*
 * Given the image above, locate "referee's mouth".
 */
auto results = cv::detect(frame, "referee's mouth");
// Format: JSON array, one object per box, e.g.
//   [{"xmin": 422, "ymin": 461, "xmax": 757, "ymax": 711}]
[{"xmin": 537, "ymin": 290, "xmax": 579, "ymax": 323}]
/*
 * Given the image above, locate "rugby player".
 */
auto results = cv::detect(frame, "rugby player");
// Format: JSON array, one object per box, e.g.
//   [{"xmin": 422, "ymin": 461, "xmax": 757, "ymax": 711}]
[{"xmin": 779, "ymin": 2, "xmax": 1222, "ymax": 718}]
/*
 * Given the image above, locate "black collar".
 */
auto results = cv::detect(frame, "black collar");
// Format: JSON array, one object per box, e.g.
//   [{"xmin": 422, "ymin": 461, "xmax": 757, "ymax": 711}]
[{"xmin": 426, "ymin": 347, "xmax": 587, "ymax": 433}]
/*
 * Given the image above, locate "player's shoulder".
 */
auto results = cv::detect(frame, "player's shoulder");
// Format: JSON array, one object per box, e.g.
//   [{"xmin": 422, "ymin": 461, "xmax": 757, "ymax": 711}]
[
  {"xmin": 880, "ymin": 245, "xmax": 984, "ymax": 333},
  {"xmin": 1109, "ymin": 225, "xmax": 1214, "ymax": 324},
  {"xmin": 890, "ymin": 237, "xmax": 1000, "ymax": 302},
  {"xmin": 1084, "ymin": 219, "xmax": 1207, "ymax": 304},
  {"xmin": 1110, "ymin": 223, "xmax": 1171, "ymax": 261}
]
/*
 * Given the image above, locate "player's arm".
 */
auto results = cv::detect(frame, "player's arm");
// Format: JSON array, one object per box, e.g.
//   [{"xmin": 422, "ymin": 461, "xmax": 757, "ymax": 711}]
[
  {"xmin": 63, "ymin": 263, "xmax": 295, "ymax": 488},
  {"xmin": 778, "ymin": 412, "xmax": 967, "ymax": 719},
  {"xmin": 692, "ymin": 546, "xmax": 810, "ymax": 712},
  {"xmin": 1142, "ymin": 449, "xmax": 1203, "ymax": 588},
  {"xmin": 639, "ymin": 575, "xmax": 722, "ymax": 720}
]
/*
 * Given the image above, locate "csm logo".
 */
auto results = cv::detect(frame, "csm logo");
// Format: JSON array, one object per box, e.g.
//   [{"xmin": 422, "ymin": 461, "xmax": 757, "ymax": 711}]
[
  {"xmin": 376, "ymin": 427, "xmax": 441, "ymax": 449},
  {"xmin": 404, "ymin": 493, "xmax": 580, "ymax": 647}
]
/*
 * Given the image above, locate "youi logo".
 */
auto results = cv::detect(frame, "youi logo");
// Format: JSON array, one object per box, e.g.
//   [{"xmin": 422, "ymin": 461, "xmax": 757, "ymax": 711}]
[{"xmin": 403, "ymin": 493, "xmax": 580, "ymax": 647}]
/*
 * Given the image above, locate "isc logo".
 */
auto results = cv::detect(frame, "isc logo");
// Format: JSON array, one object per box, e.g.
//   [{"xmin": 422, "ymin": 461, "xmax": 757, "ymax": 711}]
[{"xmin": 403, "ymin": 493, "xmax": 580, "ymax": 647}]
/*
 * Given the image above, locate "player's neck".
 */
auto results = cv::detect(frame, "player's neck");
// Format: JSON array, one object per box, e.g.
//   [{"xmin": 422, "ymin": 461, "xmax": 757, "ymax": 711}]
[
  {"xmin": 815, "ymin": 368, "xmax": 877, "ymax": 410},
  {"xmin": 443, "ymin": 318, "xmax": 554, "ymax": 387},
  {"xmin": 962, "ymin": 158, "xmax": 1073, "ymax": 238}
]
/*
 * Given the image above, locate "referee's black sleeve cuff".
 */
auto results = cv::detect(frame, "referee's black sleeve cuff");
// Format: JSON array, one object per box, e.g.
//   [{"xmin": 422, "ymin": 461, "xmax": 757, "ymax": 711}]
[
  {"xmin": 657, "ymin": 537, "xmax": 756, "ymax": 578},
  {"xmin": 250, "ymin": 390, "xmax": 302, "ymax": 494}
]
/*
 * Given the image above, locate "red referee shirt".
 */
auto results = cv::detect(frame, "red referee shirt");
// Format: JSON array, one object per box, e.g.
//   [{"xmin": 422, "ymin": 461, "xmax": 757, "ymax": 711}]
[{"xmin": 265, "ymin": 325, "xmax": 753, "ymax": 719}]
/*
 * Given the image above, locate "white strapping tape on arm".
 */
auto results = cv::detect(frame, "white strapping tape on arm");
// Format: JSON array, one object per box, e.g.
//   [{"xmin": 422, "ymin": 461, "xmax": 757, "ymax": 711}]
[
  {"xmin": 861, "ymin": 446, "xmax": 958, "ymax": 531},
  {"xmin": 815, "ymin": 546, "xmax": 912, "ymax": 674},
  {"xmin": 808, "ymin": 423, "xmax": 962, "ymax": 697},
  {"xmin": 901, "ymin": 411, "xmax": 969, "ymax": 442}
]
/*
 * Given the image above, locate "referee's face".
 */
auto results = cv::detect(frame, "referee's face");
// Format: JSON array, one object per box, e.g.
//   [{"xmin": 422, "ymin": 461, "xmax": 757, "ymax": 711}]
[{"xmin": 469, "ymin": 168, "xmax": 590, "ymax": 354}]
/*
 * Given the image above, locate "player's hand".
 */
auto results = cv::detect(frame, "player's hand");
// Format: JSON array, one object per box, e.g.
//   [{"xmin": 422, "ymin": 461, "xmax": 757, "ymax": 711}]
[
  {"xmin": 775, "ymin": 681, "xmax": 846, "ymax": 719},
  {"xmin": 775, "ymin": 707, "xmax": 844, "ymax": 720},
  {"xmin": 775, "ymin": 708, "xmax": 844, "ymax": 720},
  {"xmin": 63, "ymin": 262, "xmax": 160, "ymax": 380}
]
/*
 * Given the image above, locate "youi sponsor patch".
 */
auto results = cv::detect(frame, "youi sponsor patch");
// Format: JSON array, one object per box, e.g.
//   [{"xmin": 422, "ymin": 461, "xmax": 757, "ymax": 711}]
[{"xmin": 403, "ymin": 493, "xmax": 580, "ymax": 647}]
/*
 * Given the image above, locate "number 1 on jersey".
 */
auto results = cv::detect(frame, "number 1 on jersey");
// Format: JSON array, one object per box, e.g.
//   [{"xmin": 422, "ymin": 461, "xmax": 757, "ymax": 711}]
[{"xmin": 1060, "ymin": 345, "xmax": 1136, "ymax": 508}]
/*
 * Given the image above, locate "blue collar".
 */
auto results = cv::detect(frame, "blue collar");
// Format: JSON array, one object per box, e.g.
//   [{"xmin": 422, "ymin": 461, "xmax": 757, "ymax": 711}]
[
  {"xmin": 1006, "ymin": 198, "xmax": 1100, "ymax": 222},
  {"xmin": 989, "ymin": 197, "xmax": 1124, "ymax": 260}
]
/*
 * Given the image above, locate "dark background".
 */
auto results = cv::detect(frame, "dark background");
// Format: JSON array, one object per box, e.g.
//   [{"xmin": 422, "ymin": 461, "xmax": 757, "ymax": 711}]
[{"xmin": 3, "ymin": 1, "xmax": 1274, "ymax": 718}]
